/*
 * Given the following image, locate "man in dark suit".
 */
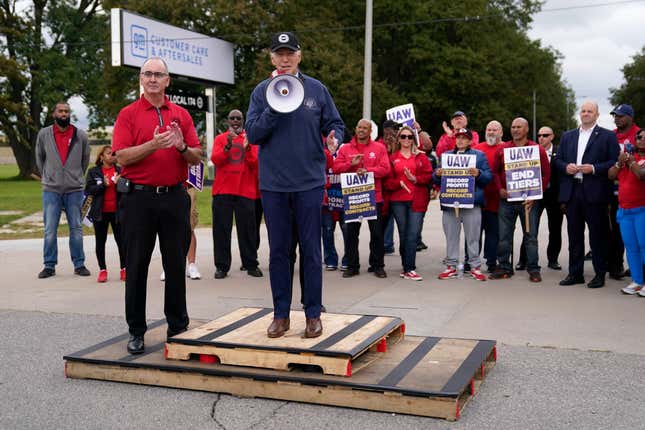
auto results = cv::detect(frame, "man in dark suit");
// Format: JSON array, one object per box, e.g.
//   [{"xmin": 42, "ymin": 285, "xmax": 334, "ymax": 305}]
[
  {"xmin": 516, "ymin": 126, "xmax": 563, "ymax": 270},
  {"xmin": 555, "ymin": 101, "xmax": 620, "ymax": 288}
]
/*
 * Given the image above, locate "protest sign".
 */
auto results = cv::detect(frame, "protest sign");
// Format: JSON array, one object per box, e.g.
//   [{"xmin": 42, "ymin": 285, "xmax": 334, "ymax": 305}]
[
  {"xmin": 327, "ymin": 173, "xmax": 344, "ymax": 212},
  {"xmin": 439, "ymin": 153, "xmax": 476, "ymax": 209},
  {"xmin": 187, "ymin": 160, "xmax": 205, "ymax": 191},
  {"xmin": 386, "ymin": 103, "xmax": 415, "ymax": 128},
  {"xmin": 503, "ymin": 146, "xmax": 543, "ymax": 202},
  {"xmin": 341, "ymin": 172, "xmax": 377, "ymax": 223}
]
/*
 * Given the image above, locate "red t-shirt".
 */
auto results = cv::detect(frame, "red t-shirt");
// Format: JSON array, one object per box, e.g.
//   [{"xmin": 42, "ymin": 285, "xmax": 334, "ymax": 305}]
[
  {"xmin": 617, "ymin": 153, "xmax": 645, "ymax": 209},
  {"xmin": 112, "ymin": 95, "xmax": 200, "ymax": 186},
  {"xmin": 101, "ymin": 166, "xmax": 118, "ymax": 213},
  {"xmin": 614, "ymin": 124, "xmax": 640, "ymax": 146},
  {"xmin": 472, "ymin": 142, "xmax": 501, "ymax": 212},
  {"xmin": 210, "ymin": 130, "xmax": 259, "ymax": 199},
  {"xmin": 53, "ymin": 125, "xmax": 74, "ymax": 165}
]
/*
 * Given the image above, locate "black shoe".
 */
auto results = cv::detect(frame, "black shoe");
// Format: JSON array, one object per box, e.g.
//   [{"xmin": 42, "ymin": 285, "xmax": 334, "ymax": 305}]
[
  {"xmin": 214, "ymin": 270, "xmax": 227, "ymax": 279},
  {"xmin": 486, "ymin": 265, "xmax": 497, "ymax": 274},
  {"xmin": 584, "ymin": 251, "xmax": 592, "ymax": 261},
  {"xmin": 240, "ymin": 266, "xmax": 246, "ymax": 271},
  {"xmin": 38, "ymin": 267, "xmax": 55, "ymax": 278},
  {"xmin": 559, "ymin": 275, "xmax": 585, "ymax": 286},
  {"xmin": 74, "ymin": 266, "xmax": 91, "ymax": 276},
  {"xmin": 374, "ymin": 268, "xmax": 387, "ymax": 278},
  {"xmin": 587, "ymin": 274, "xmax": 605, "ymax": 289},
  {"xmin": 608, "ymin": 271, "xmax": 624, "ymax": 280},
  {"xmin": 342, "ymin": 268, "xmax": 359, "ymax": 278},
  {"xmin": 548, "ymin": 262, "xmax": 562, "ymax": 270},
  {"xmin": 167, "ymin": 327, "xmax": 187, "ymax": 341},
  {"xmin": 515, "ymin": 261, "xmax": 526, "ymax": 271},
  {"xmin": 126, "ymin": 335, "xmax": 144, "ymax": 354},
  {"xmin": 418, "ymin": 241, "xmax": 428, "ymax": 250},
  {"xmin": 247, "ymin": 267, "xmax": 263, "ymax": 277},
  {"xmin": 463, "ymin": 263, "xmax": 471, "ymax": 272},
  {"xmin": 367, "ymin": 266, "xmax": 374, "ymax": 273}
]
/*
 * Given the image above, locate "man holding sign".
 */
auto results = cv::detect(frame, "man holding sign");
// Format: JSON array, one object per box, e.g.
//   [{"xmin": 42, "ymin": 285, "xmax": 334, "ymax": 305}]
[
  {"xmin": 434, "ymin": 129, "xmax": 492, "ymax": 281},
  {"xmin": 490, "ymin": 118, "xmax": 550, "ymax": 282},
  {"xmin": 334, "ymin": 119, "xmax": 390, "ymax": 278}
]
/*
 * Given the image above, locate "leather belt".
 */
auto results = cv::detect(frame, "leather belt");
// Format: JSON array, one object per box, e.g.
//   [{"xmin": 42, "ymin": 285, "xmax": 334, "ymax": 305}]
[
  {"xmin": 574, "ymin": 177, "xmax": 583, "ymax": 183},
  {"xmin": 132, "ymin": 183, "xmax": 184, "ymax": 194}
]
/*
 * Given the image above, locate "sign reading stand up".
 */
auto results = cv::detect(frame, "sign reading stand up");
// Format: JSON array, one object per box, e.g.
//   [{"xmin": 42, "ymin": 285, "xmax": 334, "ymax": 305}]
[{"xmin": 111, "ymin": 8, "xmax": 234, "ymax": 85}]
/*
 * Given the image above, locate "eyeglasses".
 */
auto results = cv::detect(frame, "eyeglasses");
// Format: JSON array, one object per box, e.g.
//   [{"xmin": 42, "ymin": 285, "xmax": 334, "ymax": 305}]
[
  {"xmin": 228, "ymin": 116, "xmax": 242, "ymax": 121},
  {"xmin": 140, "ymin": 71, "xmax": 168, "ymax": 79},
  {"xmin": 537, "ymin": 134, "xmax": 552, "ymax": 138},
  {"xmin": 637, "ymin": 134, "xmax": 645, "ymax": 140},
  {"xmin": 399, "ymin": 135, "xmax": 414, "ymax": 140}
]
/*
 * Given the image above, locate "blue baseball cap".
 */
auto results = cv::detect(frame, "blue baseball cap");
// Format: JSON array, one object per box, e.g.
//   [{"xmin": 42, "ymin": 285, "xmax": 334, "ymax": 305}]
[{"xmin": 610, "ymin": 104, "xmax": 634, "ymax": 117}]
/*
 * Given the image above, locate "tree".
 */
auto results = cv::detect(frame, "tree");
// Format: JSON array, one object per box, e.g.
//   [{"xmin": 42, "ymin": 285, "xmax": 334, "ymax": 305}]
[{"xmin": 610, "ymin": 47, "xmax": 645, "ymax": 126}]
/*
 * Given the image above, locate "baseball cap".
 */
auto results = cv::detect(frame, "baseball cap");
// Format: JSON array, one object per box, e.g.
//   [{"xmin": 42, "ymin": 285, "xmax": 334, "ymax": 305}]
[
  {"xmin": 452, "ymin": 110, "xmax": 466, "ymax": 118},
  {"xmin": 270, "ymin": 32, "xmax": 300, "ymax": 52},
  {"xmin": 454, "ymin": 128, "xmax": 473, "ymax": 139},
  {"xmin": 610, "ymin": 104, "xmax": 634, "ymax": 117},
  {"xmin": 382, "ymin": 119, "xmax": 400, "ymax": 130}
]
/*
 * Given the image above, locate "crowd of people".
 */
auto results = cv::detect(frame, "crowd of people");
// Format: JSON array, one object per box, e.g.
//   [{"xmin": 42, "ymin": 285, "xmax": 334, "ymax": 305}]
[{"xmin": 33, "ymin": 32, "xmax": 645, "ymax": 352}]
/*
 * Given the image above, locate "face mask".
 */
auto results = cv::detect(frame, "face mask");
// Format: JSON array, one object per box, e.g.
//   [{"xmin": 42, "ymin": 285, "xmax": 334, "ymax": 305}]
[
  {"xmin": 485, "ymin": 136, "xmax": 497, "ymax": 146},
  {"xmin": 55, "ymin": 117, "xmax": 70, "ymax": 127}
]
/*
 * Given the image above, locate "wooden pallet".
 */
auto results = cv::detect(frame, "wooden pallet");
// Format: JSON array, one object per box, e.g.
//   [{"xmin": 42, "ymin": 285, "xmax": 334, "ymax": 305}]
[
  {"xmin": 165, "ymin": 307, "xmax": 405, "ymax": 376},
  {"xmin": 64, "ymin": 318, "xmax": 496, "ymax": 420}
]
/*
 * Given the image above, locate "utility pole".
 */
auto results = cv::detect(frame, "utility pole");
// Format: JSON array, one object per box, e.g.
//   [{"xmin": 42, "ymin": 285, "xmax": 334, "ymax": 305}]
[
  {"xmin": 532, "ymin": 89, "xmax": 537, "ymax": 142},
  {"xmin": 362, "ymin": 0, "xmax": 373, "ymax": 120}
]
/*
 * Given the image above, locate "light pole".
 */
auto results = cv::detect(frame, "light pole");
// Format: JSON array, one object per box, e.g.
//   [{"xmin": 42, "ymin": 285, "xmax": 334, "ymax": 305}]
[{"xmin": 362, "ymin": 0, "xmax": 373, "ymax": 120}]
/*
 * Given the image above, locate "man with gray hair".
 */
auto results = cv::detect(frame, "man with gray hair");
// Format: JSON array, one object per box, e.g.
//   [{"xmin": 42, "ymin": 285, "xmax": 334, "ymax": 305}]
[
  {"xmin": 473, "ymin": 120, "xmax": 504, "ymax": 272},
  {"xmin": 112, "ymin": 57, "xmax": 202, "ymax": 354}
]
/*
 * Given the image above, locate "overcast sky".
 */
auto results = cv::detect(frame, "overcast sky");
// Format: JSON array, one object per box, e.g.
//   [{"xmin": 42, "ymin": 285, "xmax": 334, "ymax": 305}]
[
  {"xmin": 528, "ymin": 0, "xmax": 645, "ymax": 129},
  {"xmin": 71, "ymin": 0, "xmax": 644, "ymax": 131}
]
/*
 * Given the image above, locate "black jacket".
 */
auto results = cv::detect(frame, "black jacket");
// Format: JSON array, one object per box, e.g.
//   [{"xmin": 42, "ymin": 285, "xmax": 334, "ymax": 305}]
[{"xmin": 84, "ymin": 165, "xmax": 121, "ymax": 222}]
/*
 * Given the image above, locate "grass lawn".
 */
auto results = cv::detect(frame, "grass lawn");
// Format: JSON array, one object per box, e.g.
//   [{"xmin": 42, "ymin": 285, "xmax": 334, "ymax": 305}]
[{"xmin": 0, "ymin": 163, "xmax": 214, "ymax": 239}]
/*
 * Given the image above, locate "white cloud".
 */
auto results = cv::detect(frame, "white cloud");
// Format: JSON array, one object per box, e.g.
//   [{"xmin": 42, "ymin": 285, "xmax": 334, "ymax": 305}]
[{"xmin": 528, "ymin": 0, "xmax": 645, "ymax": 128}]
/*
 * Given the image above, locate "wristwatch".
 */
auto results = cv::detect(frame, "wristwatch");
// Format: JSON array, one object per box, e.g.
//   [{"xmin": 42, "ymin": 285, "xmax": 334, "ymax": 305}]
[{"xmin": 177, "ymin": 144, "xmax": 188, "ymax": 154}]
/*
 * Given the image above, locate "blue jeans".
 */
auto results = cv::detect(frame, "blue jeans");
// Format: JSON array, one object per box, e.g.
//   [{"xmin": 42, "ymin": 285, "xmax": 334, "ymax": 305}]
[
  {"xmin": 42, "ymin": 190, "xmax": 85, "ymax": 269},
  {"xmin": 617, "ymin": 207, "xmax": 645, "ymax": 285},
  {"xmin": 497, "ymin": 199, "xmax": 540, "ymax": 272},
  {"xmin": 384, "ymin": 215, "xmax": 395, "ymax": 252},
  {"xmin": 390, "ymin": 202, "xmax": 424, "ymax": 272},
  {"xmin": 480, "ymin": 210, "xmax": 499, "ymax": 269},
  {"xmin": 321, "ymin": 209, "xmax": 347, "ymax": 268}
]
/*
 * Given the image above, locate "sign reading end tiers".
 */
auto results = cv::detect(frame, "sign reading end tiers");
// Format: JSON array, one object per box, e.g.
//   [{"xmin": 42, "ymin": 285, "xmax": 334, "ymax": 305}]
[{"xmin": 110, "ymin": 8, "xmax": 234, "ymax": 85}]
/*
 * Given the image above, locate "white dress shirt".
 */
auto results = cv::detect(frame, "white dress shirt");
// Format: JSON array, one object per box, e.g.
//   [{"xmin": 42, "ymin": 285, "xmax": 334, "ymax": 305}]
[{"xmin": 575, "ymin": 125, "xmax": 595, "ymax": 179}]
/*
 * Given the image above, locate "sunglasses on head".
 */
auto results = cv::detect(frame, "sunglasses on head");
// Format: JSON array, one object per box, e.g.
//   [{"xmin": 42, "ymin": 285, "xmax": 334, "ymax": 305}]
[
  {"xmin": 537, "ymin": 134, "xmax": 552, "ymax": 138},
  {"xmin": 399, "ymin": 134, "xmax": 414, "ymax": 140},
  {"xmin": 228, "ymin": 116, "xmax": 242, "ymax": 121}
]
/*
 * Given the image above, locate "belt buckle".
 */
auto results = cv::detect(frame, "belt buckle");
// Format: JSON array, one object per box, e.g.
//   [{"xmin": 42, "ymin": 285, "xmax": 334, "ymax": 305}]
[{"xmin": 155, "ymin": 186, "xmax": 169, "ymax": 194}]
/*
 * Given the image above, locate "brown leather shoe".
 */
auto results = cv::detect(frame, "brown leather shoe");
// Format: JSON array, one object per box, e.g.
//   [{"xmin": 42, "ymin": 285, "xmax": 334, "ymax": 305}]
[
  {"xmin": 304, "ymin": 317, "xmax": 323, "ymax": 338},
  {"xmin": 267, "ymin": 318, "xmax": 290, "ymax": 338}
]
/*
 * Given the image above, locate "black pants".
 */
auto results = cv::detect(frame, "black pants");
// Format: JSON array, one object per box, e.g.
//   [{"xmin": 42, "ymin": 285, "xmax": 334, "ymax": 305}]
[
  {"xmin": 607, "ymin": 195, "xmax": 625, "ymax": 274},
  {"xmin": 519, "ymin": 197, "xmax": 563, "ymax": 265},
  {"xmin": 255, "ymin": 198, "xmax": 263, "ymax": 250},
  {"xmin": 344, "ymin": 203, "xmax": 384, "ymax": 271},
  {"xmin": 212, "ymin": 194, "xmax": 258, "ymax": 272},
  {"xmin": 565, "ymin": 182, "xmax": 609, "ymax": 277},
  {"xmin": 121, "ymin": 187, "xmax": 190, "ymax": 337},
  {"xmin": 93, "ymin": 212, "xmax": 126, "ymax": 269}
]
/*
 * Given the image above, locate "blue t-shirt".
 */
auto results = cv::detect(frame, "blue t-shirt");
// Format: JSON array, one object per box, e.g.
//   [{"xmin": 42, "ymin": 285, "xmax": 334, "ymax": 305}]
[{"xmin": 246, "ymin": 72, "xmax": 344, "ymax": 192}]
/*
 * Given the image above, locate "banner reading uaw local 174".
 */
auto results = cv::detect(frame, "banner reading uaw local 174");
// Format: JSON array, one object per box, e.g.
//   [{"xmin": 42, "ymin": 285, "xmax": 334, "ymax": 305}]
[
  {"xmin": 503, "ymin": 145, "xmax": 543, "ymax": 201},
  {"xmin": 439, "ymin": 153, "xmax": 476, "ymax": 209},
  {"xmin": 341, "ymin": 172, "xmax": 377, "ymax": 223},
  {"xmin": 326, "ymin": 172, "xmax": 344, "ymax": 212}
]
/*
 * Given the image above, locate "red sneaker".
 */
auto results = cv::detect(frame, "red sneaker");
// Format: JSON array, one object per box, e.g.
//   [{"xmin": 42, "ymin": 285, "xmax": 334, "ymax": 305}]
[
  {"xmin": 438, "ymin": 266, "xmax": 458, "ymax": 280},
  {"xmin": 469, "ymin": 267, "xmax": 487, "ymax": 282},
  {"xmin": 120, "ymin": 268, "xmax": 126, "ymax": 281},
  {"xmin": 403, "ymin": 270, "xmax": 423, "ymax": 281},
  {"xmin": 97, "ymin": 270, "xmax": 108, "ymax": 283}
]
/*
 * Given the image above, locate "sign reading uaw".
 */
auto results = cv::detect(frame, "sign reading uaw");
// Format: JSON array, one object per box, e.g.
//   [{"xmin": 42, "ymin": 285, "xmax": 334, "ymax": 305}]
[{"xmin": 111, "ymin": 9, "xmax": 234, "ymax": 85}]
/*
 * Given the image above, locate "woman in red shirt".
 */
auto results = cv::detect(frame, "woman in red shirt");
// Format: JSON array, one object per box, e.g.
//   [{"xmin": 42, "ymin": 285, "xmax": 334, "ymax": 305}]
[
  {"xmin": 385, "ymin": 126, "xmax": 433, "ymax": 281},
  {"xmin": 609, "ymin": 129, "xmax": 645, "ymax": 295},
  {"xmin": 84, "ymin": 146, "xmax": 126, "ymax": 283}
]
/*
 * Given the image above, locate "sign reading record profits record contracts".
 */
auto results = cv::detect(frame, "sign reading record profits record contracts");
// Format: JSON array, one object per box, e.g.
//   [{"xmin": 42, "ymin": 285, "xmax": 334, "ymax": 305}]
[{"xmin": 111, "ymin": 8, "xmax": 234, "ymax": 84}]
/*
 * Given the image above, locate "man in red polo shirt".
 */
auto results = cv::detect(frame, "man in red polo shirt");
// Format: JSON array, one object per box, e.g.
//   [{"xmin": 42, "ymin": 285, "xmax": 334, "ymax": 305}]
[{"xmin": 112, "ymin": 57, "xmax": 202, "ymax": 354}]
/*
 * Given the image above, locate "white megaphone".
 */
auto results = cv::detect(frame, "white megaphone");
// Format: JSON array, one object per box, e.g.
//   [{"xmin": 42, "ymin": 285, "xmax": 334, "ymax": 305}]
[{"xmin": 265, "ymin": 74, "xmax": 305, "ymax": 113}]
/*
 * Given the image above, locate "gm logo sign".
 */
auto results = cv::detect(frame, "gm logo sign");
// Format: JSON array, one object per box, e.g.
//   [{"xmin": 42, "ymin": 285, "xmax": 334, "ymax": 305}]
[{"xmin": 130, "ymin": 25, "xmax": 148, "ymax": 59}]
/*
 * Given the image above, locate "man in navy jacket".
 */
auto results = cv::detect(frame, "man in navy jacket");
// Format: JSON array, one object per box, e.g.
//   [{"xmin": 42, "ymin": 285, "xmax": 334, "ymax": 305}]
[
  {"xmin": 555, "ymin": 101, "xmax": 620, "ymax": 288},
  {"xmin": 246, "ymin": 32, "xmax": 344, "ymax": 339}
]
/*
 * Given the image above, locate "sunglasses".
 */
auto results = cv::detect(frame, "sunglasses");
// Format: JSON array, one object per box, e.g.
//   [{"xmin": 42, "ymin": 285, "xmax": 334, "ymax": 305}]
[
  {"xmin": 399, "ymin": 134, "xmax": 414, "ymax": 140},
  {"xmin": 537, "ymin": 134, "xmax": 552, "ymax": 138},
  {"xmin": 637, "ymin": 134, "xmax": 645, "ymax": 140},
  {"xmin": 228, "ymin": 116, "xmax": 242, "ymax": 121}
]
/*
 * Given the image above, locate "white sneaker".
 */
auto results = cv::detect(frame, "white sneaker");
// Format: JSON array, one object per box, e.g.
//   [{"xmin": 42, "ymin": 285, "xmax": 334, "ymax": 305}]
[
  {"xmin": 403, "ymin": 270, "xmax": 423, "ymax": 281},
  {"xmin": 160, "ymin": 271, "xmax": 165, "ymax": 281},
  {"xmin": 638, "ymin": 286, "xmax": 645, "ymax": 297},
  {"xmin": 622, "ymin": 282, "xmax": 642, "ymax": 295},
  {"xmin": 188, "ymin": 263, "xmax": 201, "ymax": 280}
]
